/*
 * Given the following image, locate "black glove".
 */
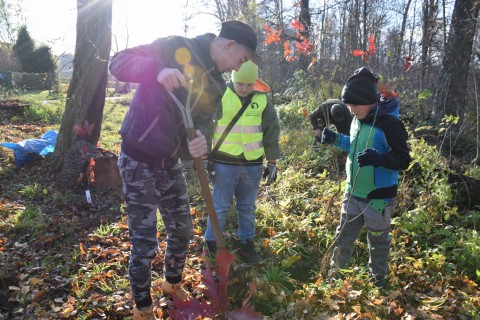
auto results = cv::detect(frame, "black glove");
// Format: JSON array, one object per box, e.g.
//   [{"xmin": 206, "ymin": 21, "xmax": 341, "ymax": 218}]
[
  {"xmin": 263, "ymin": 163, "xmax": 277, "ymax": 185},
  {"xmin": 357, "ymin": 148, "xmax": 385, "ymax": 167},
  {"xmin": 320, "ymin": 127, "xmax": 338, "ymax": 145}
]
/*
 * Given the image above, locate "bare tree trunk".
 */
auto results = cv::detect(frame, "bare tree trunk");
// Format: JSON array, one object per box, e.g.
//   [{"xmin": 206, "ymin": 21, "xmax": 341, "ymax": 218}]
[
  {"xmin": 396, "ymin": 0, "xmax": 413, "ymax": 73},
  {"xmin": 421, "ymin": 0, "xmax": 431, "ymax": 89},
  {"xmin": 51, "ymin": 0, "xmax": 112, "ymax": 172},
  {"xmin": 342, "ymin": 0, "xmax": 361, "ymax": 74},
  {"xmin": 442, "ymin": 0, "xmax": 446, "ymax": 48},
  {"xmin": 299, "ymin": 0, "xmax": 311, "ymax": 71},
  {"xmin": 408, "ymin": 0, "xmax": 418, "ymax": 57},
  {"xmin": 339, "ymin": 2, "xmax": 348, "ymax": 74},
  {"xmin": 421, "ymin": 0, "xmax": 442, "ymax": 90},
  {"xmin": 434, "ymin": 0, "xmax": 480, "ymax": 122},
  {"xmin": 362, "ymin": 0, "xmax": 367, "ymax": 50},
  {"xmin": 318, "ymin": 1, "xmax": 327, "ymax": 66},
  {"xmin": 474, "ymin": 73, "xmax": 480, "ymax": 164}
]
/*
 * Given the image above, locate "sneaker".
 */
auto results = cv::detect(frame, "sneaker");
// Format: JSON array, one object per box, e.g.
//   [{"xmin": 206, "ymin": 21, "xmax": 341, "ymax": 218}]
[
  {"xmin": 203, "ymin": 240, "xmax": 218, "ymax": 256},
  {"xmin": 239, "ymin": 240, "xmax": 261, "ymax": 264},
  {"xmin": 161, "ymin": 280, "xmax": 191, "ymax": 301},
  {"xmin": 133, "ymin": 305, "xmax": 155, "ymax": 320}
]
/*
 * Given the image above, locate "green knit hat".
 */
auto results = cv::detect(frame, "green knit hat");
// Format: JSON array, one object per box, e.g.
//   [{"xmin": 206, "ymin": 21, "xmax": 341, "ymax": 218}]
[{"xmin": 232, "ymin": 60, "xmax": 258, "ymax": 83}]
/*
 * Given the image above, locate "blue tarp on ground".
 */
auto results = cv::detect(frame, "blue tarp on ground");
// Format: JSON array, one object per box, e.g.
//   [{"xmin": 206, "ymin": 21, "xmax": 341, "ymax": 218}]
[{"xmin": 0, "ymin": 130, "xmax": 58, "ymax": 167}]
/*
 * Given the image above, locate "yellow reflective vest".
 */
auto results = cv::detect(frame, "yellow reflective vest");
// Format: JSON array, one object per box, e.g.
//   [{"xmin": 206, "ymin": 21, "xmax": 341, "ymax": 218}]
[{"xmin": 213, "ymin": 87, "xmax": 267, "ymax": 160}]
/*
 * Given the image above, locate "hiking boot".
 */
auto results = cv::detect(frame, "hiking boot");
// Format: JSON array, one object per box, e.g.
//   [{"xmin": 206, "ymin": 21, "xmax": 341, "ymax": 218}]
[
  {"xmin": 133, "ymin": 305, "xmax": 155, "ymax": 320},
  {"xmin": 161, "ymin": 280, "xmax": 191, "ymax": 301},
  {"xmin": 325, "ymin": 269, "xmax": 339, "ymax": 284},
  {"xmin": 203, "ymin": 240, "xmax": 217, "ymax": 256},
  {"xmin": 239, "ymin": 240, "xmax": 261, "ymax": 264},
  {"xmin": 372, "ymin": 276, "xmax": 386, "ymax": 288}
]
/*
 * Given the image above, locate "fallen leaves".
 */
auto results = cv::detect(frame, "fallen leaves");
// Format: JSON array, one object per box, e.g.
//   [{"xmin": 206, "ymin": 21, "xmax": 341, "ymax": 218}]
[{"xmin": 1, "ymin": 122, "xmax": 480, "ymax": 319}]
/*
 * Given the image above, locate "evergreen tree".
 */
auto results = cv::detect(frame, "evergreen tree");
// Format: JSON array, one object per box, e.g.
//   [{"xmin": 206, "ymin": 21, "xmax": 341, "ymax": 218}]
[
  {"xmin": 30, "ymin": 45, "xmax": 55, "ymax": 73},
  {"xmin": 12, "ymin": 25, "xmax": 56, "ymax": 74},
  {"xmin": 12, "ymin": 25, "xmax": 34, "ymax": 72}
]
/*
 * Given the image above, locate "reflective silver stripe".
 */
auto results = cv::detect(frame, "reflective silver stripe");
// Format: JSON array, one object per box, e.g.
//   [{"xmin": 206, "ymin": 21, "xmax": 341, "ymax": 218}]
[
  {"xmin": 215, "ymin": 141, "xmax": 263, "ymax": 150},
  {"xmin": 215, "ymin": 125, "xmax": 262, "ymax": 134},
  {"xmin": 244, "ymin": 141, "xmax": 263, "ymax": 151}
]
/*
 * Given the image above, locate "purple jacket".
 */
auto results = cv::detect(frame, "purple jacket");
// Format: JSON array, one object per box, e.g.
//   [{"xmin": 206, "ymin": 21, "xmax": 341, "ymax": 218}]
[{"xmin": 109, "ymin": 33, "xmax": 227, "ymax": 163}]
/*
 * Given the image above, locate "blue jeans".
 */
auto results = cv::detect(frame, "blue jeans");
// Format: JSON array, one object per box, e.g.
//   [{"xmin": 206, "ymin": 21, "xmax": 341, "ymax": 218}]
[
  {"xmin": 205, "ymin": 162, "xmax": 263, "ymax": 243},
  {"xmin": 330, "ymin": 194, "xmax": 396, "ymax": 280}
]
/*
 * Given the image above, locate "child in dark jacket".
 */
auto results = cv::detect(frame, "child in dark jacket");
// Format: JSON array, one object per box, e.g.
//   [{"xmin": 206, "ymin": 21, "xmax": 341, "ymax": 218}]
[
  {"xmin": 310, "ymin": 99, "xmax": 352, "ymax": 136},
  {"xmin": 320, "ymin": 67, "xmax": 411, "ymax": 287}
]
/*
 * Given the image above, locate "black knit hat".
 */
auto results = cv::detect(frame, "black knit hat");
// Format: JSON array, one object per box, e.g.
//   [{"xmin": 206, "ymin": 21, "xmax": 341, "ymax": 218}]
[
  {"xmin": 219, "ymin": 20, "xmax": 263, "ymax": 66},
  {"xmin": 341, "ymin": 67, "xmax": 379, "ymax": 105},
  {"xmin": 331, "ymin": 103, "xmax": 345, "ymax": 122}
]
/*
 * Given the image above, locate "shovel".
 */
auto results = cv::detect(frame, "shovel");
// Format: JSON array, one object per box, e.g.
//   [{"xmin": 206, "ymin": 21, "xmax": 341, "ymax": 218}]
[
  {"xmin": 167, "ymin": 80, "xmax": 255, "ymax": 315},
  {"xmin": 167, "ymin": 89, "xmax": 228, "ymax": 253}
]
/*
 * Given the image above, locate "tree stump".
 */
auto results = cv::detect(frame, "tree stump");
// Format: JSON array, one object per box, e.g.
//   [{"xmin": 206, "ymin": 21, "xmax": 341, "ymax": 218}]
[{"xmin": 56, "ymin": 140, "xmax": 121, "ymax": 189}]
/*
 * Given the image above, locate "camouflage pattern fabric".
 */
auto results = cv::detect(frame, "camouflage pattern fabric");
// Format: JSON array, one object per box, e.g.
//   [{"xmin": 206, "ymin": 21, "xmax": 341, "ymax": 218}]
[{"xmin": 118, "ymin": 152, "xmax": 194, "ymax": 306}]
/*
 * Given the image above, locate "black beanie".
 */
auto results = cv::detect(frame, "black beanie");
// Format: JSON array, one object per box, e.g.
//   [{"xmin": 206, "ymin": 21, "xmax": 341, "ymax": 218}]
[
  {"xmin": 341, "ymin": 67, "xmax": 379, "ymax": 105},
  {"xmin": 331, "ymin": 103, "xmax": 345, "ymax": 122}
]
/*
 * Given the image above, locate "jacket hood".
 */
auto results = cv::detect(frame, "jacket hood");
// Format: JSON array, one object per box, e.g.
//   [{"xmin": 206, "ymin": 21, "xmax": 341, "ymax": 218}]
[
  {"xmin": 368, "ymin": 94, "xmax": 399, "ymax": 118},
  {"xmin": 253, "ymin": 78, "xmax": 270, "ymax": 93}
]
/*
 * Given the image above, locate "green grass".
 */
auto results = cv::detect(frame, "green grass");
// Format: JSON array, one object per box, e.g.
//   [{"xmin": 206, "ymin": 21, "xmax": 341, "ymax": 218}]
[
  {"xmin": 92, "ymin": 222, "xmax": 123, "ymax": 237},
  {"xmin": 4, "ymin": 90, "xmax": 66, "ymax": 124},
  {"xmin": 13, "ymin": 207, "xmax": 46, "ymax": 237},
  {"xmin": 19, "ymin": 182, "xmax": 45, "ymax": 201},
  {"xmin": 100, "ymin": 98, "xmax": 130, "ymax": 152}
]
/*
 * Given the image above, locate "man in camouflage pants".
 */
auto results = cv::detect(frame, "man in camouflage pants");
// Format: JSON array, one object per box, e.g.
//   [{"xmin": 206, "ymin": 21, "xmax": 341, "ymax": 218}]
[
  {"xmin": 109, "ymin": 20, "xmax": 263, "ymax": 319},
  {"xmin": 118, "ymin": 156, "xmax": 193, "ymax": 305}
]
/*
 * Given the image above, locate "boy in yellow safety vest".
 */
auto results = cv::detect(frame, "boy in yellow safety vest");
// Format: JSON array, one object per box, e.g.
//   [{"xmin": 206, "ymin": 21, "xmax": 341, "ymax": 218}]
[{"xmin": 204, "ymin": 60, "xmax": 280, "ymax": 263}]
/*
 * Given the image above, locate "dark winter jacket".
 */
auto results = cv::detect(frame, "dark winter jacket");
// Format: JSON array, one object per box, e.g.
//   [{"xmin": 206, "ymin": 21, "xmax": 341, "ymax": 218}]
[
  {"xmin": 109, "ymin": 34, "xmax": 227, "ymax": 165},
  {"xmin": 334, "ymin": 97, "xmax": 411, "ymax": 199}
]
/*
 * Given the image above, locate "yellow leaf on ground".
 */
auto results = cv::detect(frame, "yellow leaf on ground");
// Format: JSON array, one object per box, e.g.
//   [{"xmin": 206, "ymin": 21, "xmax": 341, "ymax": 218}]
[{"xmin": 352, "ymin": 305, "xmax": 361, "ymax": 313}]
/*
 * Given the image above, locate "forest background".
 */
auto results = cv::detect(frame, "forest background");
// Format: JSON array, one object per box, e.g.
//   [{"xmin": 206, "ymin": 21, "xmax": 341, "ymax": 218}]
[{"xmin": 0, "ymin": 0, "xmax": 480, "ymax": 319}]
